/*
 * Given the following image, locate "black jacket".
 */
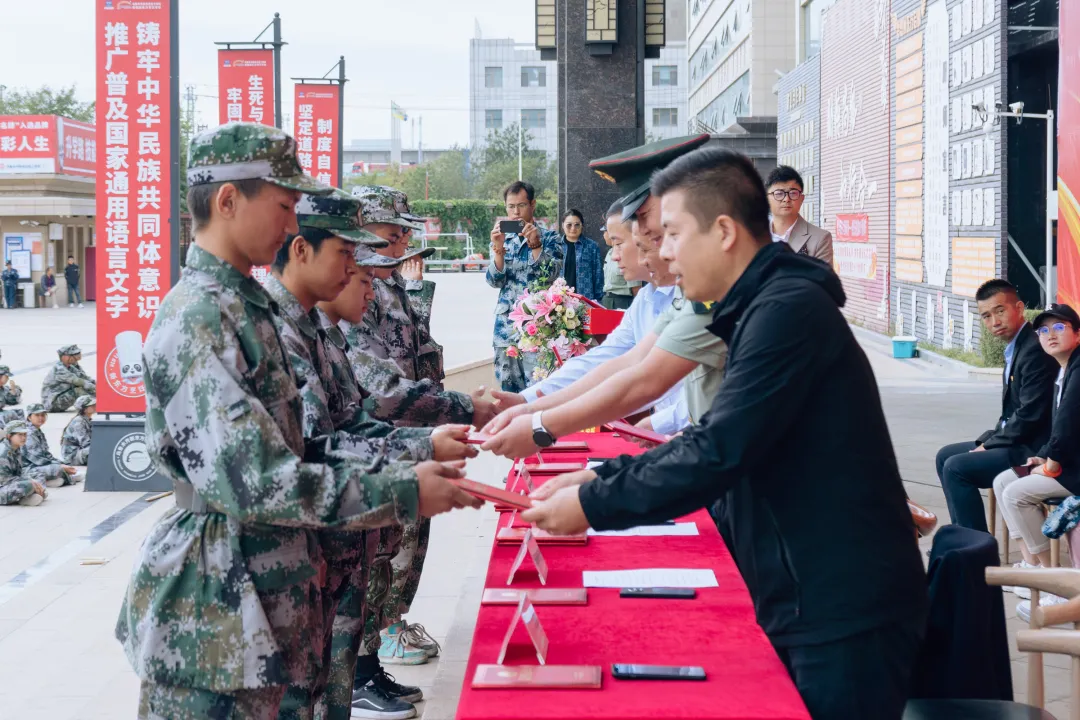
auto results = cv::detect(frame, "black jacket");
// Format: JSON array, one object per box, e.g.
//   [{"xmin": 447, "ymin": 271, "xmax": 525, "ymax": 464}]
[
  {"xmin": 64, "ymin": 263, "xmax": 80, "ymax": 287},
  {"xmin": 976, "ymin": 324, "xmax": 1057, "ymax": 463},
  {"xmin": 581, "ymin": 242, "xmax": 928, "ymax": 647},
  {"xmin": 1038, "ymin": 351, "xmax": 1080, "ymax": 494}
]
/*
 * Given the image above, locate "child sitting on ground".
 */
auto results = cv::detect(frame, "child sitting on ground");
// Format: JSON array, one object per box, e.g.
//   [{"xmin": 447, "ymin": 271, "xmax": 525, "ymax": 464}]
[
  {"xmin": 0, "ymin": 421, "xmax": 47, "ymax": 506},
  {"xmin": 22, "ymin": 404, "xmax": 79, "ymax": 487},
  {"xmin": 61, "ymin": 396, "xmax": 95, "ymax": 466}
]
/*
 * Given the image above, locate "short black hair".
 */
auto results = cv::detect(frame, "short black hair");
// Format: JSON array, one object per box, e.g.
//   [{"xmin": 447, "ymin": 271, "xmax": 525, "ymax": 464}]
[
  {"xmin": 606, "ymin": 200, "xmax": 624, "ymax": 218},
  {"xmin": 272, "ymin": 228, "xmax": 335, "ymax": 273},
  {"xmin": 562, "ymin": 208, "xmax": 584, "ymax": 225},
  {"xmin": 503, "ymin": 181, "xmax": 536, "ymax": 203},
  {"xmin": 650, "ymin": 147, "xmax": 771, "ymax": 242},
  {"xmin": 187, "ymin": 179, "xmax": 266, "ymax": 231},
  {"xmin": 67, "ymin": 255, "xmax": 74, "ymax": 260},
  {"xmin": 975, "ymin": 279, "xmax": 1020, "ymax": 303},
  {"xmin": 765, "ymin": 165, "xmax": 804, "ymax": 191}
]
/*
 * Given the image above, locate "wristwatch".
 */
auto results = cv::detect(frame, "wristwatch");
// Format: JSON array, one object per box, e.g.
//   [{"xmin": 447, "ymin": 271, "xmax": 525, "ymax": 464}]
[{"xmin": 531, "ymin": 412, "xmax": 556, "ymax": 448}]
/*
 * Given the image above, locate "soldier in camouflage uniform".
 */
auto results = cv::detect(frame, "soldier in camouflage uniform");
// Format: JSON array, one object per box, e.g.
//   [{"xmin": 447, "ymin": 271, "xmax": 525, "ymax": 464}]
[
  {"xmin": 22, "ymin": 403, "xmax": 79, "ymax": 487},
  {"xmin": 61, "ymin": 395, "xmax": 95, "ymax": 465},
  {"xmin": 0, "ymin": 421, "xmax": 47, "ymax": 506},
  {"xmin": 114, "ymin": 122, "xmax": 481, "ymax": 720},
  {"xmin": 0, "ymin": 365, "xmax": 24, "ymax": 424},
  {"xmin": 41, "ymin": 344, "xmax": 96, "ymax": 412},
  {"xmin": 264, "ymin": 189, "xmax": 478, "ymax": 717}
]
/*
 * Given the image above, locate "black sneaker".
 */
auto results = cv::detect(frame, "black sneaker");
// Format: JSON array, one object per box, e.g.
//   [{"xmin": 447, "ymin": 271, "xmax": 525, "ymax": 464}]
[
  {"xmin": 350, "ymin": 681, "xmax": 417, "ymax": 720},
  {"xmin": 371, "ymin": 667, "xmax": 424, "ymax": 703}
]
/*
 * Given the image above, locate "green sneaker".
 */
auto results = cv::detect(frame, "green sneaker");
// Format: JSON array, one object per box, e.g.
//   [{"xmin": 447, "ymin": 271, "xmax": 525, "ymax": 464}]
[
  {"xmin": 378, "ymin": 622, "xmax": 429, "ymax": 666},
  {"xmin": 400, "ymin": 621, "xmax": 441, "ymax": 659}
]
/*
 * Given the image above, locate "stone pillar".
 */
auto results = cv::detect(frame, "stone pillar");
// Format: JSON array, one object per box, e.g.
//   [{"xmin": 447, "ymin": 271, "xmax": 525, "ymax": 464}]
[{"xmin": 557, "ymin": 0, "xmax": 644, "ymax": 235}]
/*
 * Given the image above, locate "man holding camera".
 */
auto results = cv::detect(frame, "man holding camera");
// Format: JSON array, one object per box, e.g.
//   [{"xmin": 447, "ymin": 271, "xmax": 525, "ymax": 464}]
[{"xmin": 486, "ymin": 181, "xmax": 564, "ymax": 392}]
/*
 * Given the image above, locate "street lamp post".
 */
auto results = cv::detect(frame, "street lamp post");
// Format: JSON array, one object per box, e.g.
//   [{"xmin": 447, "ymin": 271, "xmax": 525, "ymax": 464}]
[{"xmin": 974, "ymin": 102, "xmax": 1057, "ymax": 305}]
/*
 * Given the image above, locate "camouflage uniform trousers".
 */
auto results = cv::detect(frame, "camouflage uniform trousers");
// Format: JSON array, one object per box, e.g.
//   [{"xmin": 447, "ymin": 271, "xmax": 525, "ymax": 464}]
[
  {"xmin": 137, "ymin": 681, "xmax": 284, "ymax": 720},
  {"xmin": 0, "ymin": 478, "xmax": 35, "ymax": 505},
  {"xmin": 0, "ymin": 409, "xmax": 21, "ymax": 424},
  {"xmin": 494, "ymin": 347, "xmax": 538, "ymax": 393},
  {"xmin": 45, "ymin": 385, "xmax": 94, "ymax": 413}
]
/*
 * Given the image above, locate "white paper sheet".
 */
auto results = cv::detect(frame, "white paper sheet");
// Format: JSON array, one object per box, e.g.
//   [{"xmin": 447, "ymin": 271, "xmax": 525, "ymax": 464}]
[
  {"xmin": 587, "ymin": 523, "xmax": 699, "ymax": 537},
  {"xmin": 586, "ymin": 461, "xmax": 605, "ymax": 470},
  {"xmin": 582, "ymin": 568, "xmax": 719, "ymax": 589}
]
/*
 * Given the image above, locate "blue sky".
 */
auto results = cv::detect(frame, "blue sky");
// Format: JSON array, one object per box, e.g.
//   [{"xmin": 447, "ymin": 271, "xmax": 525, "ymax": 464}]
[{"xmin": 0, "ymin": 0, "xmax": 537, "ymax": 148}]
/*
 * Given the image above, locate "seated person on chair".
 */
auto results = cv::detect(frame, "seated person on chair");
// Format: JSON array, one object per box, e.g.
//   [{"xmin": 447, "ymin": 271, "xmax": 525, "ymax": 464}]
[
  {"xmin": 993, "ymin": 304, "xmax": 1080, "ymax": 574},
  {"xmin": 936, "ymin": 279, "xmax": 1057, "ymax": 532}
]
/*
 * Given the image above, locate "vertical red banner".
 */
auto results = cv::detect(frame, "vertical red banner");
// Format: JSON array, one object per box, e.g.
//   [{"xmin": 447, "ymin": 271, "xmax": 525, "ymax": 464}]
[
  {"xmin": 293, "ymin": 84, "xmax": 340, "ymax": 188},
  {"xmin": 217, "ymin": 49, "xmax": 275, "ymax": 126},
  {"xmin": 96, "ymin": 0, "xmax": 173, "ymax": 413},
  {"xmin": 1058, "ymin": 0, "xmax": 1080, "ymax": 307},
  {"xmin": 58, "ymin": 118, "xmax": 98, "ymax": 177}
]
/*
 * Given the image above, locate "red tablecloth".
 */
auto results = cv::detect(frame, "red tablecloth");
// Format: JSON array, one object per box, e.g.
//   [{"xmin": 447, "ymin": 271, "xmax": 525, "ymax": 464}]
[{"xmin": 455, "ymin": 433, "xmax": 810, "ymax": 720}]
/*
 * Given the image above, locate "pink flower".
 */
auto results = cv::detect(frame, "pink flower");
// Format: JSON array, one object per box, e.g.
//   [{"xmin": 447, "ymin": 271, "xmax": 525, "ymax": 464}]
[
  {"xmin": 505, "ymin": 346, "xmax": 520, "ymax": 358},
  {"xmin": 508, "ymin": 303, "xmax": 532, "ymax": 329},
  {"xmin": 531, "ymin": 295, "xmax": 556, "ymax": 319},
  {"xmin": 552, "ymin": 294, "xmax": 564, "ymax": 305},
  {"xmin": 570, "ymin": 340, "xmax": 591, "ymax": 357},
  {"xmin": 525, "ymin": 322, "xmax": 539, "ymax": 336}
]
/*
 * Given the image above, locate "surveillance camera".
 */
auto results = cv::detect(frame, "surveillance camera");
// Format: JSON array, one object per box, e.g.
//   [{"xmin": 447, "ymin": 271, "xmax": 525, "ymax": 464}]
[{"xmin": 1008, "ymin": 101, "xmax": 1024, "ymax": 115}]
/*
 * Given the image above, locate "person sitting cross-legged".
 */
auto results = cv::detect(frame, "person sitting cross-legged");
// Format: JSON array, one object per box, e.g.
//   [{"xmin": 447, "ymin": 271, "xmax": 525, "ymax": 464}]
[
  {"xmin": 61, "ymin": 395, "xmax": 95, "ymax": 466},
  {"xmin": 936, "ymin": 279, "xmax": 1058, "ymax": 532},
  {"xmin": 22, "ymin": 403, "xmax": 79, "ymax": 487},
  {"xmin": 0, "ymin": 421, "xmax": 47, "ymax": 506},
  {"xmin": 992, "ymin": 305, "xmax": 1080, "ymax": 614}
]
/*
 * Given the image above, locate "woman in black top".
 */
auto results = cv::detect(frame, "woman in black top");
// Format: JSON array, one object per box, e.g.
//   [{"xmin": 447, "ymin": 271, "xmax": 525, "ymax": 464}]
[
  {"xmin": 993, "ymin": 303, "xmax": 1080, "ymax": 571},
  {"xmin": 558, "ymin": 209, "xmax": 604, "ymax": 302}
]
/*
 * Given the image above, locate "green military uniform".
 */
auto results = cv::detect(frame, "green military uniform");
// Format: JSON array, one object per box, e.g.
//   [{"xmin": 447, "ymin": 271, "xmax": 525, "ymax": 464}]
[
  {"xmin": 61, "ymin": 395, "xmax": 95, "ymax": 465},
  {"xmin": 0, "ymin": 365, "xmax": 24, "ymax": 424},
  {"xmin": 652, "ymin": 297, "xmax": 729, "ymax": 426},
  {"xmin": 114, "ymin": 122, "xmax": 422, "ymax": 719},
  {"xmin": 0, "ymin": 421, "xmax": 40, "ymax": 506},
  {"xmin": 41, "ymin": 345, "xmax": 96, "ymax": 412},
  {"xmin": 21, "ymin": 402, "xmax": 73, "ymax": 487}
]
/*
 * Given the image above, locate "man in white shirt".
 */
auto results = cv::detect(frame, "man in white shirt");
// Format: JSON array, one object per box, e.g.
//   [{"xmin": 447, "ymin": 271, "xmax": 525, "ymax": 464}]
[{"xmin": 490, "ymin": 202, "xmax": 686, "ymax": 434}]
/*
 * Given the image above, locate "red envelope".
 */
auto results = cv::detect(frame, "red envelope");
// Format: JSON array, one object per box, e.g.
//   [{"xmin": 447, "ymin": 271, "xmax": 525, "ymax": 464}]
[
  {"xmin": 481, "ymin": 588, "xmax": 589, "ymax": 606},
  {"xmin": 523, "ymin": 462, "xmax": 586, "ymax": 475},
  {"xmin": 472, "ymin": 664, "xmax": 603, "ymax": 689},
  {"xmin": 451, "ymin": 478, "xmax": 532, "ymax": 511},
  {"xmin": 603, "ymin": 419, "xmax": 669, "ymax": 445}
]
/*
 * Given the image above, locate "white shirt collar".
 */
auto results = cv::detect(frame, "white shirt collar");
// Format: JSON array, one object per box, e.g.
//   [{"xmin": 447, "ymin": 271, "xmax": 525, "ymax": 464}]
[{"xmin": 770, "ymin": 215, "xmax": 798, "ymax": 243}]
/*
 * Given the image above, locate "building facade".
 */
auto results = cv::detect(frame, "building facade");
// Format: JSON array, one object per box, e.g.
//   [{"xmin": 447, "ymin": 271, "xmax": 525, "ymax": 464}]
[
  {"xmin": 776, "ymin": 54, "xmax": 821, "ymax": 225},
  {"xmin": 688, "ymin": 0, "xmax": 796, "ymax": 132}
]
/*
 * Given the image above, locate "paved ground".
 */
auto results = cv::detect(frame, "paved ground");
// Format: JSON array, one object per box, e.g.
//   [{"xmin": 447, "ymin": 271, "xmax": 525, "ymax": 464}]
[{"xmin": 0, "ymin": 286, "xmax": 1072, "ymax": 719}]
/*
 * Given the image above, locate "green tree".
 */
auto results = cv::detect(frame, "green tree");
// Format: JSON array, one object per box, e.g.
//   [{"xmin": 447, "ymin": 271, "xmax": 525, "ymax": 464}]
[
  {"xmin": 0, "ymin": 85, "xmax": 94, "ymax": 122},
  {"xmin": 472, "ymin": 123, "xmax": 556, "ymax": 201}
]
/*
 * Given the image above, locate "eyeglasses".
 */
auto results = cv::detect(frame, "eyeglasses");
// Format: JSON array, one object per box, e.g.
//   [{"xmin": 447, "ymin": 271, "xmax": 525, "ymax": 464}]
[
  {"xmin": 769, "ymin": 189, "xmax": 803, "ymax": 201},
  {"xmin": 506, "ymin": 202, "xmax": 532, "ymax": 212},
  {"xmin": 564, "ymin": 222, "xmax": 582, "ymax": 229},
  {"xmin": 1037, "ymin": 323, "xmax": 1069, "ymax": 336}
]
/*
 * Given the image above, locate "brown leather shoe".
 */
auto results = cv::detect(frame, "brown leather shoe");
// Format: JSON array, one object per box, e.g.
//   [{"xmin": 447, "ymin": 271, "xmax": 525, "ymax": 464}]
[{"xmin": 908, "ymin": 499, "xmax": 938, "ymax": 538}]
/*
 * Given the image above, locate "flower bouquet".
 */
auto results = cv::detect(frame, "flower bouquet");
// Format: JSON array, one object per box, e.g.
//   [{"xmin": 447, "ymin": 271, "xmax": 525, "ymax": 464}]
[{"xmin": 507, "ymin": 278, "xmax": 595, "ymax": 382}]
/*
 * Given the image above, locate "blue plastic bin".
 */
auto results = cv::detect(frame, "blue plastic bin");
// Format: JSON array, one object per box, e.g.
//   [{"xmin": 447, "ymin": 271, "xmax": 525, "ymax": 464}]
[{"xmin": 891, "ymin": 336, "xmax": 918, "ymax": 359}]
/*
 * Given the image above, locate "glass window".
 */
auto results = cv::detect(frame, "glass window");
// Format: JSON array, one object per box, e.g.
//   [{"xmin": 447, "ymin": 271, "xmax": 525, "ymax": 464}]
[
  {"xmin": 521, "ymin": 66, "xmax": 547, "ymax": 88},
  {"xmin": 801, "ymin": 0, "xmax": 838, "ymax": 61},
  {"xmin": 485, "ymin": 67, "xmax": 503, "ymax": 88},
  {"xmin": 652, "ymin": 65, "xmax": 678, "ymax": 86},
  {"xmin": 485, "ymin": 110, "xmax": 503, "ymax": 129},
  {"xmin": 521, "ymin": 109, "xmax": 546, "ymax": 129},
  {"xmin": 652, "ymin": 108, "xmax": 679, "ymax": 127}
]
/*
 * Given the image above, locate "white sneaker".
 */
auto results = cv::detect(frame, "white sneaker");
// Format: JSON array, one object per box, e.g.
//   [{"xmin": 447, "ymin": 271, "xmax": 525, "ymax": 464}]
[
  {"xmin": 78, "ymin": 303, "xmax": 84, "ymax": 308},
  {"xmin": 45, "ymin": 478, "xmax": 64, "ymax": 488},
  {"xmin": 18, "ymin": 494, "xmax": 44, "ymax": 507},
  {"xmin": 1004, "ymin": 561, "xmax": 1039, "ymax": 600},
  {"xmin": 1016, "ymin": 593, "xmax": 1069, "ymax": 624}
]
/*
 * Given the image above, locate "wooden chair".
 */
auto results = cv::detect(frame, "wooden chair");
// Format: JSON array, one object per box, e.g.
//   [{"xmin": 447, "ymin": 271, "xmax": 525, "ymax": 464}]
[
  {"xmin": 905, "ymin": 567, "xmax": 1080, "ymax": 720},
  {"xmin": 989, "ymin": 492, "xmax": 1066, "ymax": 568}
]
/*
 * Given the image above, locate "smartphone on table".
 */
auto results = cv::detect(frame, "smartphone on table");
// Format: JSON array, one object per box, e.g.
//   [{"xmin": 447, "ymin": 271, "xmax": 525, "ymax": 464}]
[{"xmin": 611, "ymin": 664, "xmax": 706, "ymax": 680}]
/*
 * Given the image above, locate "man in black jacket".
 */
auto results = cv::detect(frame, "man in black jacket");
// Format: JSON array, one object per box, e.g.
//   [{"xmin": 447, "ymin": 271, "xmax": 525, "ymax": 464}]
[
  {"xmin": 936, "ymin": 279, "xmax": 1057, "ymax": 532},
  {"xmin": 523, "ymin": 148, "xmax": 927, "ymax": 720},
  {"xmin": 64, "ymin": 256, "xmax": 83, "ymax": 308}
]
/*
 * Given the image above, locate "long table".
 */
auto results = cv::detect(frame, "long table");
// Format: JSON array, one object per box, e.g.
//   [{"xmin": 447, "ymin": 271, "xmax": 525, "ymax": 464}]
[{"xmin": 455, "ymin": 432, "xmax": 810, "ymax": 720}]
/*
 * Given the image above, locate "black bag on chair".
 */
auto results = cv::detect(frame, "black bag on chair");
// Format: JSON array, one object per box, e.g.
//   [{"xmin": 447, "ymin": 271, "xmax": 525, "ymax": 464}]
[{"xmin": 909, "ymin": 525, "xmax": 1013, "ymax": 701}]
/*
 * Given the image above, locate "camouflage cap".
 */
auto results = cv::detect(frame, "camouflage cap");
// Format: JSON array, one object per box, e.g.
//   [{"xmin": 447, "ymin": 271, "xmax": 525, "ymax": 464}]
[
  {"xmin": 354, "ymin": 245, "xmax": 405, "ymax": 268},
  {"xmin": 0, "ymin": 365, "xmax": 10, "ymax": 376},
  {"xmin": 24, "ymin": 403, "xmax": 46, "ymax": 416},
  {"xmin": 58, "ymin": 344, "xmax": 81, "ymax": 357},
  {"xmin": 74, "ymin": 395, "xmax": 97, "ymax": 411},
  {"xmin": 3, "ymin": 420, "xmax": 29, "ymax": 437},
  {"xmin": 388, "ymin": 189, "xmax": 427, "ymax": 225},
  {"xmin": 399, "ymin": 247, "xmax": 437, "ymax": 264},
  {"xmin": 297, "ymin": 188, "xmax": 389, "ymax": 247},
  {"xmin": 187, "ymin": 122, "xmax": 333, "ymax": 196},
  {"xmin": 352, "ymin": 186, "xmax": 426, "ymax": 231}
]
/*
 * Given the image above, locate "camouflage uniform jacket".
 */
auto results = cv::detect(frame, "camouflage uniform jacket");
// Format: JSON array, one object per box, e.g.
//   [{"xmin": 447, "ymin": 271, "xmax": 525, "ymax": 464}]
[
  {"xmin": 115, "ymin": 245, "xmax": 421, "ymax": 693},
  {"xmin": 340, "ymin": 313, "xmax": 473, "ymax": 427},
  {"xmin": 485, "ymin": 228, "xmax": 564, "ymax": 348},
  {"xmin": 0, "ymin": 384, "xmax": 22, "ymax": 412},
  {"xmin": 0, "ymin": 439, "xmax": 36, "ymax": 503},
  {"xmin": 22, "ymin": 425, "xmax": 63, "ymax": 475},
  {"xmin": 404, "ymin": 277, "xmax": 447, "ymax": 386},
  {"xmin": 61, "ymin": 415, "xmax": 92, "ymax": 465},
  {"xmin": 263, "ymin": 274, "xmax": 432, "ymax": 465},
  {"xmin": 41, "ymin": 361, "xmax": 95, "ymax": 410}
]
